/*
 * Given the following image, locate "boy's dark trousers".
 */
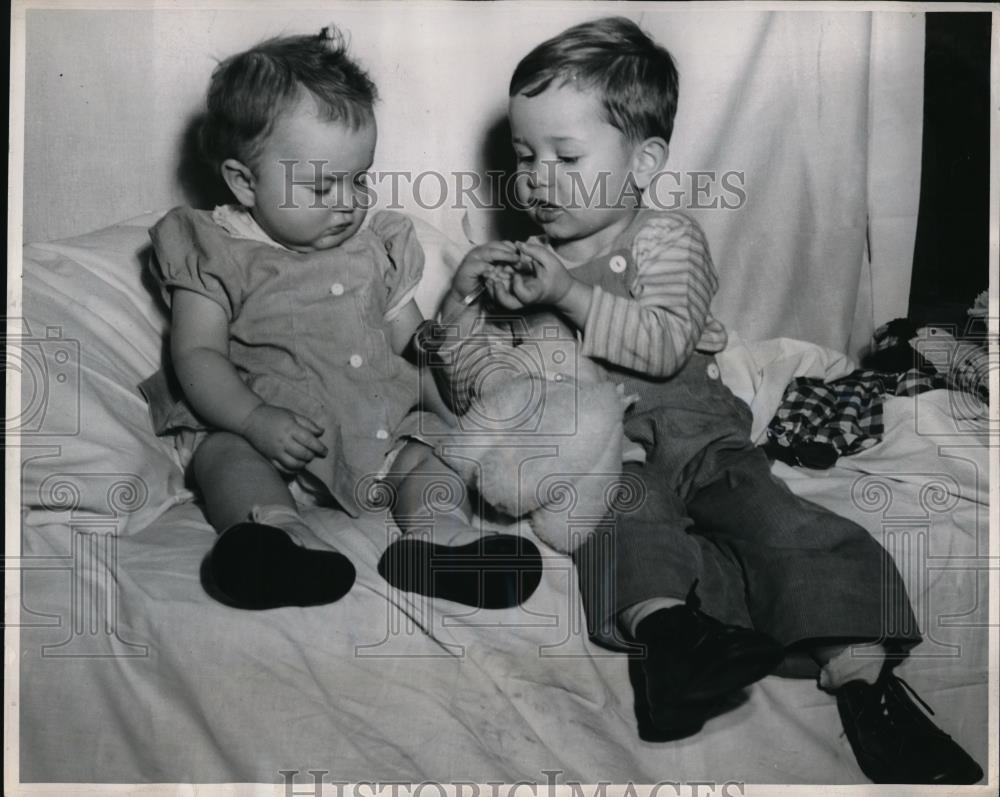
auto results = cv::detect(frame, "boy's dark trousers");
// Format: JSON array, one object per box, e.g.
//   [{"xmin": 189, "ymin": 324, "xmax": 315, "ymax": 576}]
[{"xmin": 573, "ymin": 352, "xmax": 921, "ymax": 657}]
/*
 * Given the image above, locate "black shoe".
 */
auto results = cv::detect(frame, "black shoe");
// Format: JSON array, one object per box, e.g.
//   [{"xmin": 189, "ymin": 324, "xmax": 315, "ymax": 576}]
[
  {"xmin": 835, "ymin": 669, "xmax": 984, "ymax": 784},
  {"xmin": 202, "ymin": 522, "xmax": 356, "ymax": 610},
  {"xmin": 378, "ymin": 534, "xmax": 543, "ymax": 609},
  {"xmin": 634, "ymin": 582, "xmax": 785, "ymax": 738}
]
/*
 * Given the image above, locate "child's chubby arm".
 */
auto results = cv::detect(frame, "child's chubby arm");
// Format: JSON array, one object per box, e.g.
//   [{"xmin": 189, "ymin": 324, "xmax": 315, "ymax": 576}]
[
  {"xmin": 386, "ymin": 297, "xmax": 460, "ymax": 426},
  {"xmin": 170, "ymin": 289, "xmax": 328, "ymax": 472},
  {"xmin": 411, "ymin": 242, "xmax": 525, "ymax": 419}
]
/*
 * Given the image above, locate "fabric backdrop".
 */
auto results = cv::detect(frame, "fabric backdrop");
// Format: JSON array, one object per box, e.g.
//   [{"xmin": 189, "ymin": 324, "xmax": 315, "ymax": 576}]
[{"xmin": 17, "ymin": 4, "xmax": 924, "ymax": 356}]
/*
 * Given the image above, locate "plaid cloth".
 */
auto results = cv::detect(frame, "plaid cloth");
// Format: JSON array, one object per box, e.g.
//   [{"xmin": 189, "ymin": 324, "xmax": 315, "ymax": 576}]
[{"xmin": 764, "ymin": 367, "xmax": 947, "ymax": 468}]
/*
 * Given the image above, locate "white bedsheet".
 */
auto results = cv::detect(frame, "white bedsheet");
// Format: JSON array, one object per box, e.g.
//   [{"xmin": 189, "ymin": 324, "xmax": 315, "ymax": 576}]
[
  {"xmin": 15, "ymin": 216, "xmax": 990, "ymax": 786},
  {"xmin": 18, "ymin": 456, "xmax": 989, "ymax": 784}
]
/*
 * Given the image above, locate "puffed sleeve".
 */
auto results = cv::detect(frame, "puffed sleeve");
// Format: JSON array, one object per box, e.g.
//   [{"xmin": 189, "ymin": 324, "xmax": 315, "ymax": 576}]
[
  {"xmin": 148, "ymin": 207, "xmax": 246, "ymax": 321},
  {"xmin": 367, "ymin": 211, "xmax": 425, "ymax": 322}
]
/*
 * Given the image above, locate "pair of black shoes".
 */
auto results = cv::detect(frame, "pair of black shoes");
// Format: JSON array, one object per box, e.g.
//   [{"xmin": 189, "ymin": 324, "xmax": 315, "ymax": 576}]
[
  {"xmin": 634, "ymin": 585, "xmax": 983, "ymax": 784},
  {"xmin": 203, "ymin": 523, "xmax": 543, "ymax": 611}
]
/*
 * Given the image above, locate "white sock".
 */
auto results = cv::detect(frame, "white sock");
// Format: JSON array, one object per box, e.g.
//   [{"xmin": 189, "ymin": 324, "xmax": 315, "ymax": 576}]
[
  {"xmin": 619, "ymin": 596, "xmax": 685, "ymax": 639},
  {"xmin": 818, "ymin": 643, "xmax": 887, "ymax": 690},
  {"xmin": 250, "ymin": 504, "xmax": 328, "ymax": 550}
]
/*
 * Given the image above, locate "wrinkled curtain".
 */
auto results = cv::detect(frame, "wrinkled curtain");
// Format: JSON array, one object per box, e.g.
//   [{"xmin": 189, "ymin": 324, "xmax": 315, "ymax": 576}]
[
  {"xmin": 22, "ymin": 7, "xmax": 923, "ymax": 357},
  {"xmin": 470, "ymin": 10, "xmax": 924, "ymax": 358},
  {"xmin": 633, "ymin": 11, "xmax": 924, "ymax": 359}
]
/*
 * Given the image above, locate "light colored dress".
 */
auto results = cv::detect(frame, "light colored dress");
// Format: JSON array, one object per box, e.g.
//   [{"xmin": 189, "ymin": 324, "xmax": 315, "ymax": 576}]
[{"xmin": 140, "ymin": 205, "xmax": 448, "ymax": 516}]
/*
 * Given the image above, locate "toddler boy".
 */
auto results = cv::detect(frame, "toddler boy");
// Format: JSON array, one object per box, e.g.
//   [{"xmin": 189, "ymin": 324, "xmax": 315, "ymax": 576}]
[{"xmin": 430, "ymin": 16, "xmax": 982, "ymax": 785}]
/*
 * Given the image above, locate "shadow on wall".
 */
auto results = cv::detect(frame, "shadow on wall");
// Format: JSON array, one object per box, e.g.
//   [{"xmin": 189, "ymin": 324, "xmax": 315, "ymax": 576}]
[
  {"xmin": 176, "ymin": 112, "xmax": 232, "ymax": 210},
  {"xmin": 473, "ymin": 113, "xmax": 540, "ymax": 244}
]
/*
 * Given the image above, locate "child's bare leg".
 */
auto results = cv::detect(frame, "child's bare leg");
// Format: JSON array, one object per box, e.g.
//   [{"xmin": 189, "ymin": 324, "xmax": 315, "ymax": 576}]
[
  {"xmin": 194, "ymin": 431, "xmax": 332, "ymax": 549},
  {"xmin": 376, "ymin": 441, "xmax": 543, "ymax": 608},
  {"xmin": 192, "ymin": 431, "xmax": 355, "ymax": 609},
  {"xmin": 382, "ymin": 440, "xmax": 483, "ymax": 546}
]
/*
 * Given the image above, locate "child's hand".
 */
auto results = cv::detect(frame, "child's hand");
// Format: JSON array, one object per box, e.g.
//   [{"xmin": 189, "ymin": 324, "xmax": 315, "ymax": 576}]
[
  {"xmin": 491, "ymin": 241, "xmax": 574, "ymax": 309},
  {"xmin": 452, "ymin": 242, "xmax": 520, "ymax": 300},
  {"xmin": 241, "ymin": 403, "xmax": 328, "ymax": 473}
]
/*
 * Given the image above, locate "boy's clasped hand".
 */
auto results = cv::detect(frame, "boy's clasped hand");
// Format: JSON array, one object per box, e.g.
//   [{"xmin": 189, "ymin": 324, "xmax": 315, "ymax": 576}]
[{"xmin": 461, "ymin": 240, "xmax": 575, "ymax": 311}]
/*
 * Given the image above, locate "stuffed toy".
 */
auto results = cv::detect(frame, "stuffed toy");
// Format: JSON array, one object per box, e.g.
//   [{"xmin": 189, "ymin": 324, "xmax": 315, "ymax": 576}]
[
  {"xmin": 417, "ymin": 285, "xmax": 633, "ymax": 555},
  {"xmin": 436, "ymin": 336, "xmax": 632, "ymax": 554}
]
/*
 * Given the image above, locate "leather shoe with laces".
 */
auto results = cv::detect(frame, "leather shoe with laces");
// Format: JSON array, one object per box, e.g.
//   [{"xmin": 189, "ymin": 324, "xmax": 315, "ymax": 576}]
[
  {"xmin": 835, "ymin": 668, "xmax": 983, "ymax": 784},
  {"xmin": 634, "ymin": 581, "xmax": 785, "ymax": 738}
]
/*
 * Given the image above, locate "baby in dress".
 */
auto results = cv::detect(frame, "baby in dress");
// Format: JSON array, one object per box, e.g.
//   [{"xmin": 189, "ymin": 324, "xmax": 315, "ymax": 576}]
[{"xmin": 142, "ymin": 27, "xmax": 543, "ymax": 611}]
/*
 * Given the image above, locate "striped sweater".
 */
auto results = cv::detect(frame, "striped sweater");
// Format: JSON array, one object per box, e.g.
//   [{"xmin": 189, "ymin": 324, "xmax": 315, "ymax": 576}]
[
  {"xmin": 427, "ymin": 213, "xmax": 728, "ymax": 416},
  {"xmin": 579, "ymin": 213, "xmax": 727, "ymax": 377}
]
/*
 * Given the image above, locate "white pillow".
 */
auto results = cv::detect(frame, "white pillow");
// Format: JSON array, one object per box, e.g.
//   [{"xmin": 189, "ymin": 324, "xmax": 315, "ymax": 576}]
[
  {"xmin": 716, "ymin": 331, "xmax": 857, "ymax": 444},
  {"xmin": 407, "ymin": 214, "xmax": 470, "ymax": 317},
  {"xmin": 19, "ymin": 211, "xmax": 467, "ymax": 537}
]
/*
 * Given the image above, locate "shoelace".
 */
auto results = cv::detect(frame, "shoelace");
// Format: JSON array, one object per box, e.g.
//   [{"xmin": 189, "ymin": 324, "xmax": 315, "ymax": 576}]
[
  {"xmin": 684, "ymin": 578, "xmax": 703, "ymax": 611},
  {"xmin": 876, "ymin": 674, "xmax": 951, "ymax": 739},
  {"xmin": 892, "ymin": 675, "xmax": 936, "ymax": 716}
]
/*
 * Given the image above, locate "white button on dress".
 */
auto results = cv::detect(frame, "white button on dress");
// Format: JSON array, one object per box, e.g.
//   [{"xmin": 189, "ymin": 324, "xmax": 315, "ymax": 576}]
[
  {"xmin": 349, "ymin": 354, "xmax": 363, "ymax": 368},
  {"xmin": 330, "ymin": 282, "xmax": 345, "ymax": 296},
  {"xmin": 375, "ymin": 429, "xmax": 389, "ymax": 440},
  {"xmin": 707, "ymin": 363, "xmax": 720, "ymax": 380},
  {"xmin": 609, "ymin": 255, "xmax": 627, "ymax": 273}
]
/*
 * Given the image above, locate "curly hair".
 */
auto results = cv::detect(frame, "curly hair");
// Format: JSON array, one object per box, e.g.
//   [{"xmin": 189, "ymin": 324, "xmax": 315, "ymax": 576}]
[{"xmin": 200, "ymin": 25, "xmax": 377, "ymax": 170}]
